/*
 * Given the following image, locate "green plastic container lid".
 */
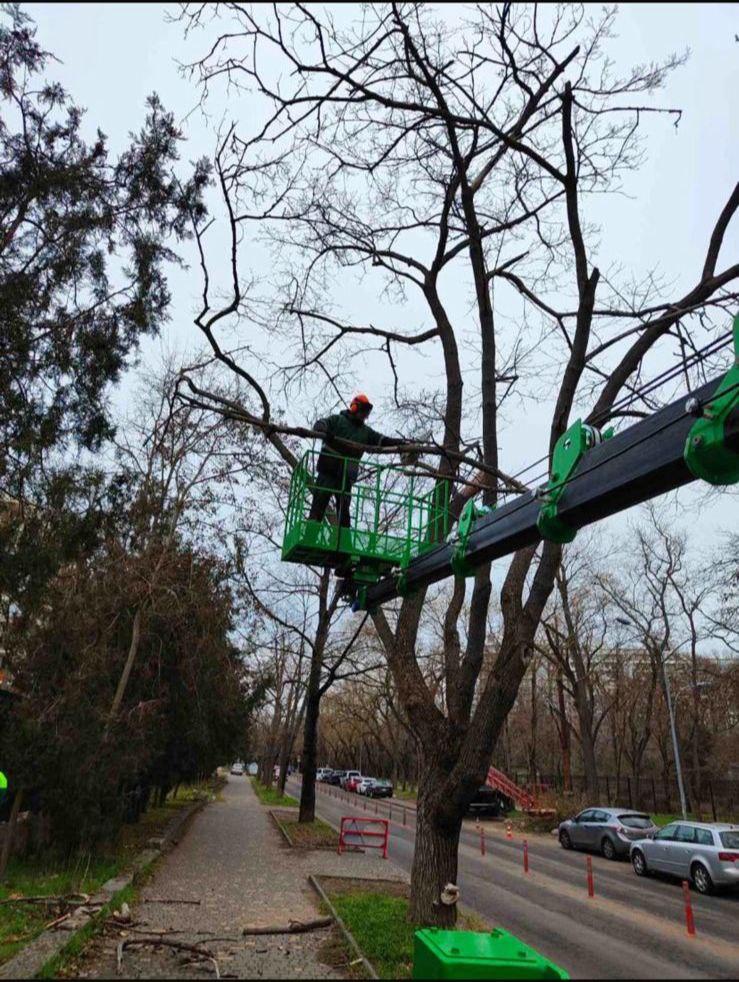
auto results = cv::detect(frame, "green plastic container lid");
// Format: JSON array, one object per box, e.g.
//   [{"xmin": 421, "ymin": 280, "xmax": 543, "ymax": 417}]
[{"xmin": 414, "ymin": 927, "xmax": 569, "ymax": 980}]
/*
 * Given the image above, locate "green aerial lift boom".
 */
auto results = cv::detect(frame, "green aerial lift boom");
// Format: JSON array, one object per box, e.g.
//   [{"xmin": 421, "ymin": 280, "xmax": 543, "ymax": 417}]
[{"xmin": 282, "ymin": 317, "xmax": 739, "ymax": 610}]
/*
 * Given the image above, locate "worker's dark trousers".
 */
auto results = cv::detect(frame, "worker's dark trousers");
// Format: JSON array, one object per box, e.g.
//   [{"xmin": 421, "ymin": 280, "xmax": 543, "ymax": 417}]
[{"xmin": 308, "ymin": 470, "xmax": 353, "ymax": 530}]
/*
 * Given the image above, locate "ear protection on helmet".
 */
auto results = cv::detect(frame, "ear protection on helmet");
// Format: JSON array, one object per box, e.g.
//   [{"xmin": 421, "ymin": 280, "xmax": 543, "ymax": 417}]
[{"xmin": 349, "ymin": 394, "xmax": 373, "ymax": 414}]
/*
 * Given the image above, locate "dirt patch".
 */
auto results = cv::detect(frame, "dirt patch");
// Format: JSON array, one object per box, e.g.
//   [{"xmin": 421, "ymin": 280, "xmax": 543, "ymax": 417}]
[
  {"xmin": 317, "ymin": 925, "xmax": 366, "ymax": 979},
  {"xmin": 318, "ymin": 876, "xmax": 409, "ymax": 900},
  {"xmin": 271, "ymin": 810, "xmax": 340, "ymax": 850}
]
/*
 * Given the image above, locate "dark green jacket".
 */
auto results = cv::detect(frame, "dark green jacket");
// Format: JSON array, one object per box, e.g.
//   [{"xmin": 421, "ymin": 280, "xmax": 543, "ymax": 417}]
[{"xmin": 315, "ymin": 410, "xmax": 402, "ymax": 479}]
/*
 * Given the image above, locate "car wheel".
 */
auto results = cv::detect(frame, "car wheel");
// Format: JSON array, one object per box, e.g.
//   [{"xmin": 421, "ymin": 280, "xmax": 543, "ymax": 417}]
[
  {"xmin": 601, "ymin": 837, "xmax": 618, "ymax": 861},
  {"xmin": 559, "ymin": 829, "xmax": 572, "ymax": 850},
  {"xmin": 632, "ymin": 849, "xmax": 648, "ymax": 877},
  {"xmin": 691, "ymin": 862, "xmax": 714, "ymax": 896}
]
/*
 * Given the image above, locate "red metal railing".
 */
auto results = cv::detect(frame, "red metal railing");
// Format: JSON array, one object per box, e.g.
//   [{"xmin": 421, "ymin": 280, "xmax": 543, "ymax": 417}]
[
  {"xmin": 486, "ymin": 766, "xmax": 536, "ymax": 810},
  {"xmin": 338, "ymin": 816, "xmax": 389, "ymax": 858}
]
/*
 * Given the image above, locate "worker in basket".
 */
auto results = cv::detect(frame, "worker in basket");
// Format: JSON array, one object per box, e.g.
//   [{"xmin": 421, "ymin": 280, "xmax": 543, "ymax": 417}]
[{"xmin": 309, "ymin": 394, "xmax": 412, "ymax": 590}]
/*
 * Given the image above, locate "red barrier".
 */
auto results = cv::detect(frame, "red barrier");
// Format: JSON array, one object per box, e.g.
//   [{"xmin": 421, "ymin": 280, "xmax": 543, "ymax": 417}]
[
  {"xmin": 523, "ymin": 838, "xmax": 529, "ymax": 873},
  {"xmin": 586, "ymin": 855, "xmax": 594, "ymax": 897},
  {"xmin": 682, "ymin": 880, "xmax": 696, "ymax": 936},
  {"xmin": 480, "ymin": 826, "xmax": 486, "ymax": 856},
  {"xmin": 338, "ymin": 816, "xmax": 389, "ymax": 859}
]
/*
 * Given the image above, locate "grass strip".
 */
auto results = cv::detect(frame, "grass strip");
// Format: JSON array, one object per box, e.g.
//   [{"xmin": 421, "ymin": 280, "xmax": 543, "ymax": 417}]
[
  {"xmin": 0, "ymin": 856, "xmax": 120, "ymax": 966},
  {"xmin": 0, "ymin": 780, "xmax": 213, "ymax": 968},
  {"xmin": 325, "ymin": 883, "xmax": 489, "ymax": 981},
  {"xmin": 330, "ymin": 892, "xmax": 413, "ymax": 979},
  {"xmin": 250, "ymin": 777, "xmax": 298, "ymax": 807},
  {"xmin": 36, "ymin": 883, "xmax": 137, "ymax": 979}
]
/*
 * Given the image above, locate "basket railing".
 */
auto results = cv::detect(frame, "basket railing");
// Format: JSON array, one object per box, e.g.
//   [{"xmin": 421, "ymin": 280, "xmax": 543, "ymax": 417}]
[{"xmin": 283, "ymin": 449, "xmax": 450, "ymax": 568}]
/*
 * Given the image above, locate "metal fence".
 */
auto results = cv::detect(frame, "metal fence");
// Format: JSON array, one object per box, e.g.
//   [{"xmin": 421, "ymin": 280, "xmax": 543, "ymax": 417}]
[{"xmin": 507, "ymin": 770, "xmax": 738, "ymax": 821}]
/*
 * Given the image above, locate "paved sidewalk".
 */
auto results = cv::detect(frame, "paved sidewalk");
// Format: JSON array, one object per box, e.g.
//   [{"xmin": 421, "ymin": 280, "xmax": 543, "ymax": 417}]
[{"xmin": 76, "ymin": 777, "xmax": 405, "ymax": 979}]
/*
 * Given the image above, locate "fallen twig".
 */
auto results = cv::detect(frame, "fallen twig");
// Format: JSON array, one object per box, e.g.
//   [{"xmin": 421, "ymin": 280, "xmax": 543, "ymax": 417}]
[
  {"xmin": 44, "ymin": 912, "xmax": 71, "ymax": 930},
  {"xmin": 241, "ymin": 916, "xmax": 333, "ymax": 936},
  {"xmin": 117, "ymin": 936, "xmax": 219, "ymax": 977},
  {"xmin": 0, "ymin": 892, "xmax": 90, "ymax": 908}
]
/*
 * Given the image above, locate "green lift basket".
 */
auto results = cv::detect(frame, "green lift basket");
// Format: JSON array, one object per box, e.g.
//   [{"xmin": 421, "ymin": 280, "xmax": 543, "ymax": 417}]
[
  {"xmin": 281, "ymin": 449, "xmax": 451, "ymax": 601},
  {"xmin": 413, "ymin": 928, "xmax": 569, "ymax": 981}
]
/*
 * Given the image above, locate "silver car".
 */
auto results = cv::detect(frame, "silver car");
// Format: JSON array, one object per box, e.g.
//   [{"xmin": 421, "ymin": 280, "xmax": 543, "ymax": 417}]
[
  {"xmin": 559, "ymin": 807, "xmax": 658, "ymax": 860},
  {"xmin": 631, "ymin": 821, "xmax": 739, "ymax": 894}
]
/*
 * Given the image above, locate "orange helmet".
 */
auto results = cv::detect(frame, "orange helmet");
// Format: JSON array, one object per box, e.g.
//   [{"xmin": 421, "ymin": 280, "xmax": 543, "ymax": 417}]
[{"xmin": 349, "ymin": 393, "xmax": 373, "ymax": 415}]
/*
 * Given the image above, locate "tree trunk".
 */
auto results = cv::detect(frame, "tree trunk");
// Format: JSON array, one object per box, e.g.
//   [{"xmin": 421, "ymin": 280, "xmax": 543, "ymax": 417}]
[
  {"xmin": 0, "ymin": 789, "xmax": 24, "ymax": 881},
  {"xmin": 299, "ymin": 691, "xmax": 320, "ymax": 823},
  {"xmin": 556, "ymin": 673, "xmax": 572, "ymax": 792},
  {"xmin": 528, "ymin": 667, "xmax": 538, "ymax": 781},
  {"xmin": 410, "ymin": 783, "xmax": 462, "ymax": 926},
  {"xmin": 574, "ymin": 679, "xmax": 599, "ymax": 794},
  {"xmin": 108, "ymin": 606, "xmax": 142, "ymax": 724},
  {"xmin": 278, "ymin": 702, "xmax": 305, "ymax": 796}
]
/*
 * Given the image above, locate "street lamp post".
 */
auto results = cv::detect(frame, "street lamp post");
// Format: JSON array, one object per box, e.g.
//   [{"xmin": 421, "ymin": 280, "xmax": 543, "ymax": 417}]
[
  {"xmin": 615, "ymin": 617, "xmax": 688, "ymax": 819},
  {"xmin": 659, "ymin": 658, "xmax": 689, "ymax": 820}
]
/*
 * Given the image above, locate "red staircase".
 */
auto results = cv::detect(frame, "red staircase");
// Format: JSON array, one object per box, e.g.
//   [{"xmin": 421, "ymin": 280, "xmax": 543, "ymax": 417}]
[{"xmin": 486, "ymin": 766, "xmax": 536, "ymax": 810}]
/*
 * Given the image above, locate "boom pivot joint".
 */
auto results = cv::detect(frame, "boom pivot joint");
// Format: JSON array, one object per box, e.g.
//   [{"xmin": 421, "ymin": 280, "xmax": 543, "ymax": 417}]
[
  {"xmin": 537, "ymin": 420, "xmax": 613, "ymax": 544},
  {"xmin": 450, "ymin": 498, "xmax": 495, "ymax": 577},
  {"xmin": 684, "ymin": 315, "xmax": 739, "ymax": 486}
]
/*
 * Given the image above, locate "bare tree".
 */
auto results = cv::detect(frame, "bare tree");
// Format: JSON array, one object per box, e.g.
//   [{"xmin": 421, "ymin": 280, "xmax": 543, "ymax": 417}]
[
  {"xmin": 177, "ymin": 3, "xmax": 739, "ymax": 923},
  {"xmin": 539, "ymin": 542, "xmax": 614, "ymax": 793}
]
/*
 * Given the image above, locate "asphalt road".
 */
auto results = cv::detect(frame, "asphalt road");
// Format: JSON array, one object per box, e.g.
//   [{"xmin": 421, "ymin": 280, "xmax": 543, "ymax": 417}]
[{"xmin": 288, "ymin": 778, "xmax": 739, "ymax": 979}]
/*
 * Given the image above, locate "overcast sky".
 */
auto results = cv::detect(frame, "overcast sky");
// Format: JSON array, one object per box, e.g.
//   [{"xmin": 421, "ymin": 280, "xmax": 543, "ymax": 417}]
[{"xmin": 29, "ymin": 2, "xmax": 738, "ymax": 558}]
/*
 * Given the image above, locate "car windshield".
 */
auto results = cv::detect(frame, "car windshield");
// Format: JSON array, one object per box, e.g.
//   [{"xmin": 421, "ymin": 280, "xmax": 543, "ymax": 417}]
[
  {"xmin": 377, "ymin": 780, "xmax": 391, "ymax": 786},
  {"xmin": 720, "ymin": 831, "xmax": 739, "ymax": 849},
  {"xmin": 618, "ymin": 814, "xmax": 653, "ymax": 829}
]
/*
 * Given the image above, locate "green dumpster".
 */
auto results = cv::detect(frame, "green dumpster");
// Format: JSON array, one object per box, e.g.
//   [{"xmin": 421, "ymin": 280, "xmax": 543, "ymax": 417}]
[{"xmin": 413, "ymin": 927, "xmax": 569, "ymax": 980}]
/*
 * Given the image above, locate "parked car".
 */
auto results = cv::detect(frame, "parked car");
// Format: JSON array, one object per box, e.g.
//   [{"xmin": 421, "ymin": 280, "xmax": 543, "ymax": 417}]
[
  {"xmin": 356, "ymin": 778, "xmax": 376, "ymax": 795},
  {"xmin": 367, "ymin": 778, "xmax": 394, "ymax": 799},
  {"xmin": 631, "ymin": 821, "xmax": 739, "ymax": 894},
  {"xmin": 324, "ymin": 770, "xmax": 344, "ymax": 786},
  {"xmin": 466, "ymin": 786, "xmax": 513, "ymax": 818},
  {"xmin": 559, "ymin": 808, "xmax": 657, "ymax": 860},
  {"xmin": 316, "ymin": 767, "xmax": 333, "ymax": 782},
  {"xmin": 346, "ymin": 774, "xmax": 365, "ymax": 793},
  {"xmin": 340, "ymin": 770, "xmax": 361, "ymax": 790},
  {"xmin": 229, "ymin": 762, "xmax": 244, "ymax": 776}
]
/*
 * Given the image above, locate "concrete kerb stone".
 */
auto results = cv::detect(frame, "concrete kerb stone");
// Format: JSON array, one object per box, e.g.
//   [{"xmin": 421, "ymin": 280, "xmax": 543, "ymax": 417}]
[
  {"xmin": 0, "ymin": 794, "xmax": 212, "ymax": 980},
  {"xmin": 308, "ymin": 874, "xmax": 378, "ymax": 980},
  {"xmin": 268, "ymin": 808, "xmax": 296, "ymax": 848}
]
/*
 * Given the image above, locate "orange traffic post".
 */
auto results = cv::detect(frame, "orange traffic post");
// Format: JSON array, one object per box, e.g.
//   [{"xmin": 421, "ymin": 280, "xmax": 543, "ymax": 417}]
[
  {"xmin": 389, "ymin": 803, "xmax": 393, "ymax": 822},
  {"xmin": 403, "ymin": 806, "xmax": 407, "ymax": 827},
  {"xmin": 523, "ymin": 838, "xmax": 529, "ymax": 873},
  {"xmin": 506, "ymin": 822, "xmax": 513, "ymax": 840},
  {"xmin": 682, "ymin": 880, "xmax": 696, "ymax": 937},
  {"xmin": 480, "ymin": 826, "xmax": 486, "ymax": 856},
  {"xmin": 586, "ymin": 855, "xmax": 594, "ymax": 897}
]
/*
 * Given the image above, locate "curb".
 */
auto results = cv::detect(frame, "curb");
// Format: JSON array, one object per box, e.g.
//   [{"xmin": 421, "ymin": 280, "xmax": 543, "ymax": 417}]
[
  {"xmin": 0, "ymin": 794, "xmax": 212, "ymax": 980},
  {"xmin": 268, "ymin": 808, "xmax": 296, "ymax": 848},
  {"xmin": 308, "ymin": 874, "xmax": 378, "ymax": 980}
]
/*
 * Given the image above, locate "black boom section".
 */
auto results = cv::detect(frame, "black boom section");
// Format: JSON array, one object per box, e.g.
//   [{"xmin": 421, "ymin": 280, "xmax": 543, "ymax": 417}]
[{"xmin": 365, "ymin": 377, "xmax": 721, "ymax": 608}]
